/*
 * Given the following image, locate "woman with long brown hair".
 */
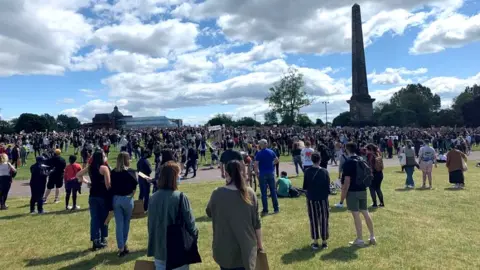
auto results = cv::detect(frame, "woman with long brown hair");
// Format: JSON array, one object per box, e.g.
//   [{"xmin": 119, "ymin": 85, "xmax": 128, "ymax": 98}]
[
  {"xmin": 148, "ymin": 161, "xmax": 198, "ymax": 270},
  {"xmin": 206, "ymin": 160, "xmax": 263, "ymax": 270}
]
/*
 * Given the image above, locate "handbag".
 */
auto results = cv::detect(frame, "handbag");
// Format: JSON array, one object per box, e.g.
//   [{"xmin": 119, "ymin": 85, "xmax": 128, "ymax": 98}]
[
  {"xmin": 134, "ymin": 260, "xmax": 155, "ymax": 270},
  {"xmin": 166, "ymin": 192, "xmax": 201, "ymax": 270},
  {"xmin": 255, "ymin": 250, "xmax": 270, "ymax": 270},
  {"xmin": 132, "ymin": 200, "xmax": 146, "ymax": 219}
]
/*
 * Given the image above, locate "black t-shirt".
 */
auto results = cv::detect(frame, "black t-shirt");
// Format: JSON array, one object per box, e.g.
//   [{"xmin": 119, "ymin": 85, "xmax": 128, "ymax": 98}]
[
  {"xmin": 220, "ymin": 149, "xmax": 243, "ymax": 164},
  {"xmin": 341, "ymin": 156, "xmax": 366, "ymax": 192},
  {"xmin": 110, "ymin": 169, "xmax": 138, "ymax": 196}
]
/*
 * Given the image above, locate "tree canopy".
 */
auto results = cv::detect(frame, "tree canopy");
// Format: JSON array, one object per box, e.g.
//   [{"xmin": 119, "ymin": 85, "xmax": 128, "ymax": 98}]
[
  {"xmin": 0, "ymin": 113, "xmax": 82, "ymax": 133},
  {"xmin": 265, "ymin": 68, "xmax": 311, "ymax": 125}
]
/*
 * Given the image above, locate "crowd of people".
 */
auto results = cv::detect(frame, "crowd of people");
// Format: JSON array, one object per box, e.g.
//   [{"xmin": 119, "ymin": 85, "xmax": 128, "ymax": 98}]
[{"xmin": 0, "ymin": 125, "xmax": 478, "ymax": 269}]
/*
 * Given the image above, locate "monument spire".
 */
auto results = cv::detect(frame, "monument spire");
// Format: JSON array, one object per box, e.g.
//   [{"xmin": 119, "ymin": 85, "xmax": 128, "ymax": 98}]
[{"xmin": 348, "ymin": 3, "xmax": 375, "ymax": 125}]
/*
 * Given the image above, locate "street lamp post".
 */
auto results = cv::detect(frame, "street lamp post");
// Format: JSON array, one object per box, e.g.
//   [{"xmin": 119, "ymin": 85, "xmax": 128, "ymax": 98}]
[{"xmin": 321, "ymin": 101, "xmax": 329, "ymax": 126}]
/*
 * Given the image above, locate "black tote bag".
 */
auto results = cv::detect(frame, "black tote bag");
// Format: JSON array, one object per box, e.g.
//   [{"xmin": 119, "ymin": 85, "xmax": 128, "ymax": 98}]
[{"xmin": 166, "ymin": 192, "xmax": 202, "ymax": 270}]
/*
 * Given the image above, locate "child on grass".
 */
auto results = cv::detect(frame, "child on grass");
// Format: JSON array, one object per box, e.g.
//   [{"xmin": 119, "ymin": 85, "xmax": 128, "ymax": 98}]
[
  {"xmin": 64, "ymin": 155, "xmax": 82, "ymax": 210},
  {"xmin": 277, "ymin": 171, "xmax": 303, "ymax": 198}
]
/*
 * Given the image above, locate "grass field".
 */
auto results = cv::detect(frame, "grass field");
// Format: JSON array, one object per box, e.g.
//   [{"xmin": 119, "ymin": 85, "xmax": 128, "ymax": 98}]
[{"xmin": 1, "ymin": 163, "xmax": 480, "ymax": 269}]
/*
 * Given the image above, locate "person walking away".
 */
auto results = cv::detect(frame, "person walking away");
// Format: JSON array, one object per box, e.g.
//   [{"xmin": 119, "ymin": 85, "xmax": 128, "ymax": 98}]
[
  {"xmin": 254, "ymin": 139, "xmax": 279, "ymax": 216},
  {"xmin": 272, "ymin": 142, "xmax": 281, "ymax": 178},
  {"xmin": 20, "ymin": 145, "xmax": 27, "ymax": 167},
  {"xmin": 0, "ymin": 153, "xmax": 16, "ymax": 210},
  {"xmin": 418, "ymin": 141, "xmax": 437, "ymax": 189},
  {"xmin": 137, "ymin": 150, "xmax": 153, "ymax": 212},
  {"xmin": 148, "ymin": 161, "xmax": 198, "ymax": 270},
  {"xmin": 339, "ymin": 142, "xmax": 376, "ymax": 246},
  {"xmin": 220, "ymin": 140, "xmax": 244, "ymax": 179},
  {"xmin": 206, "ymin": 160, "xmax": 263, "ymax": 270},
  {"xmin": 184, "ymin": 144, "xmax": 198, "ymax": 178},
  {"xmin": 301, "ymin": 141, "xmax": 314, "ymax": 171},
  {"xmin": 43, "ymin": 149, "xmax": 67, "ymax": 204},
  {"xmin": 366, "ymin": 144, "xmax": 384, "ymax": 208},
  {"xmin": 199, "ymin": 140, "xmax": 207, "ymax": 164},
  {"xmin": 303, "ymin": 152, "xmax": 330, "ymax": 250},
  {"xmin": 403, "ymin": 141, "xmax": 417, "ymax": 189},
  {"xmin": 446, "ymin": 145, "xmax": 468, "ymax": 189},
  {"xmin": 11, "ymin": 144, "xmax": 20, "ymax": 168},
  {"xmin": 292, "ymin": 142, "xmax": 303, "ymax": 177},
  {"xmin": 387, "ymin": 138, "xmax": 393, "ymax": 159},
  {"xmin": 64, "ymin": 155, "xmax": 82, "ymax": 210},
  {"xmin": 29, "ymin": 156, "xmax": 50, "ymax": 214},
  {"xmin": 111, "ymin": 152, "xmax": 138, "ymax": 257},
  {"xmin": 76, "ymin": 150, "xmax": 111, "ymax": 250}
]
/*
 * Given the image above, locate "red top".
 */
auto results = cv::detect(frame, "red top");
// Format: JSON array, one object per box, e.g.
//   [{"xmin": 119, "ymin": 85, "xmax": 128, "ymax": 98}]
[{"xmin": 64, "ymin": 163, "xmax": 82, "ymax": 181}]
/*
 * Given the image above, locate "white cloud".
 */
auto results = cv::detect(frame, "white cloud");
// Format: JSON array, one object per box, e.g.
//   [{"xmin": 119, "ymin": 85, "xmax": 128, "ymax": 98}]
[
  {"xmin": 368, "ymin": 67, "xmax": 428, "ymax": 85},
  {"xmin": 411, "ymin": 12, "xmax": 480, "ymax": 54}
]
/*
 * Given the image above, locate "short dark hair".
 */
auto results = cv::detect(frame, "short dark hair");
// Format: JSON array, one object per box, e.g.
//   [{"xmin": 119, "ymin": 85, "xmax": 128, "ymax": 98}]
[
  {"xmin": 69, "ymin": 155, "xmax": 77, "ymax": 164},
  {"xmin": 227, "ymin": 140, "xmax": 234, "ymax": 148},
  {"xmin": 345, "ymin": 142, "xmax": 357, "ymax": 154},
  {"xmin": 280, "ymin": 171, "xmax": 287, "ymax": 177},
  {"xmin": 311, "ymin": 152, "xmax": 321, "ymax": 164}
]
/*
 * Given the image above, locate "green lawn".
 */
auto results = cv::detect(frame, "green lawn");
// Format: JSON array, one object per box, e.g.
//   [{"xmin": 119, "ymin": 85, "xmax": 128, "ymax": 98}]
[{"xmin": 2, "ymin": 163, "xmax": 480, "ymax": 269}]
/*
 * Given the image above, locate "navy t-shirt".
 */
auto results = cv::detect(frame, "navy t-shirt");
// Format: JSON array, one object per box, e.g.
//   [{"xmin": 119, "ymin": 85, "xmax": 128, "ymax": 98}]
[
  {"xmin": 255, "ymin": 148, "xmax": 276, "ymax": 176},
  {"xmin": 341, "ymin": 156, "xmax": 366, "ymax": 192}
]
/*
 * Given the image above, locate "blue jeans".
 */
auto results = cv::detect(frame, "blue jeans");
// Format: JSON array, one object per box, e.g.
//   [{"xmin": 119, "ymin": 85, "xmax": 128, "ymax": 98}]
[
  {"xmin": 405, "ymin": 166, "xmax": 415, "ymax": 186},
  {"xmin": 89, "ymin": 197, "xmax": 109, "ymax": 241},
  {"xmin": 154, "ymin": 259, "xmax": 189, "ymax": 270},
  {"xmin": 293, "ymin": 156, "xmax": 303, "ymax": 175},
  {"xmin": 138, "ymin": 178, "xmax": 151, "ymax": 211},
  {"xmin": 259, "ymin": 173, "xmax": 279, "ymax": 213},
  {"xmin": 113, "ymin": 195, "xmax": 134, "ymax": 249}
]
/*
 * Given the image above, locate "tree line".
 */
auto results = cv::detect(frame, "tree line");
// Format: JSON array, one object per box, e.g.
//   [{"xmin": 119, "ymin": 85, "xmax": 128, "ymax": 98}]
[
  {"xmin": 206, "ymin": 68, "xmax": 480, "ymax": 128},
  {"xmin": 0, "ymin": 113, "xmax": 81, "ymax": 134}
]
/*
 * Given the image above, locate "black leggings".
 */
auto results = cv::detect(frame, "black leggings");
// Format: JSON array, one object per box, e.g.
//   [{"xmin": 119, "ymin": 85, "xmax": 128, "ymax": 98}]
[
  {"xmin": 30, "ymin": 182, "xmax": 46, "ymax": 212},
  {"xmin": 369, "ymin": 171, "xmax": 384, "ymax": 205},
  {"xmin": 66, "ymin": 188, "xmax": 78, "ymax": 207},
  {"xmin": 0, "ymin": 178, "xmax": 12, "ymax": 207}
]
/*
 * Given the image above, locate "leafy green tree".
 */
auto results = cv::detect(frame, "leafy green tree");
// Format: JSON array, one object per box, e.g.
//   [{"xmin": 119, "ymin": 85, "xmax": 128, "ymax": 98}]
[
  {"xmin": 297, "ymin": 114, "xmax": 314, "ymax": 127},
  {"xmin": 265, "ymin": 68, "xmax": 312, "ymax": 125},
  {"xmin": 0, "ymin": 120, "xmax": 14, "ymax": 134},
  {"xmin": 315, "ymin": 118, "xmax": 324, "ymax": 126},
  {"xmin": 332, "ymin": 111, "xmax": 351, "ymax": 127},
  {"xmin": 264, "ymin": 111, "xmax": 278, "ymax": 126},
  {"xmin": 207, "ymin": 114, "xmax": 234, "ymax": 126},
  {"xmin": 41, "ymin": 113, "xmax": 57, "ymax": 131},
  {"xmin": 235, "ymin": 117, "xmax": 260, "ymax": 127},
  {"xmin": 431, "ymin": 109, "xmax": 463, "ymax": 127},
  {"xmin": 462, "ymin": 95, "xmax": 480, "ymax": 127},
  {"xmin": 389, "ymin": 84, "xmax": 440, "ymax": 127},
  {"xmin": 378, "ymin": 108, "xmax": 417, "ymax": 127},
  {"xmin": 452, "ymin": 84, "xmax": 480, "ymax": 112},
  {"xmin": 15, "ymin": 113, "xmax": 47, "ymax": 133},
  {"xmin": 57, "ymin": 114, "xmax": 81, "ymax": 131}
]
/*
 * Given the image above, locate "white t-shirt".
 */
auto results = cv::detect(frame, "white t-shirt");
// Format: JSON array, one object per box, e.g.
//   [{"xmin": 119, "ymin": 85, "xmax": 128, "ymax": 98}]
[
  {"xmin": 419, "ymin": 145, "xmax": 436, "ymax": 162},
  {"xmin": 300, "ymin": 147, "xmax": 314, "ymax": 167}
]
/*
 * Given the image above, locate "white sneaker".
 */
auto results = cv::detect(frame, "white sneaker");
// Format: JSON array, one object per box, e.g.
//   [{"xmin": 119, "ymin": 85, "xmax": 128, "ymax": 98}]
[
  {"xmin": 335, "ymin": 203, "xmax": 344, "ymax": 208},
  {"xmin": 349, "ymin": 239, "xmax": 365, "ymax": 247},
  {"xmin": 407, "ymin": 185, "xmax": 414, "ymax": 189},
  {"xmin": 74, "ymin": 205, "xmax": 80, "ymax": 210},
  {"xmin": 66, "ymin": 206, "xmax": 72, "ymax": 210},
  {"xmin": 369, "ymin": 237, "xmax": 377, "ymax": 245},
  {"xmin": 30, "ymin": 211, "xmax": 37, "ymax": 215},
  {"xmin": 54, "ymin": 199, "xmax": 60, "ymax": 204}
]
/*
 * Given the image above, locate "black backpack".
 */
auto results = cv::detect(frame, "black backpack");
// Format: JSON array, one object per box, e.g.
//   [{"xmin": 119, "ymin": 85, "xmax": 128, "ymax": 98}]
[{"xmin": 353, "ymin": 157, "xmax": 373, "ymax": 187}]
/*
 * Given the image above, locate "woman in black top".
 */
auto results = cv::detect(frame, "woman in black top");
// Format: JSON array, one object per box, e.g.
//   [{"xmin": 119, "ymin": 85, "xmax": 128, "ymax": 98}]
[
  {"xmin": 77, "ymin": 150, "xmax": 111, "ymax": 251},
  {"xmin": 111, "ymin": 152, "xmax": 138, "ymax": 257},
  {"xmin": 303, "ymin": 152, "xmax": 330, "ymax": 250}
]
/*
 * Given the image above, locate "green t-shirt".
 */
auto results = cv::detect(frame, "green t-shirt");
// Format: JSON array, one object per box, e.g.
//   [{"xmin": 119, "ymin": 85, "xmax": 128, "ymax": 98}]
[{"xmin": 277, "ymin": 177, "xmax": 292, "ymax": 197}]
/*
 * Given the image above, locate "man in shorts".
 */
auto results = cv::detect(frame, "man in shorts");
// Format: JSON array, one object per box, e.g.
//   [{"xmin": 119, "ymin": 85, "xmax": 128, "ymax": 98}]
[
  {"xmin": 340, "ymin": 142, "xmax": 376, "ymax": 247},
  {"xmin": 43, "ymin": 149, "xmax": 67, "ymax": 204},
  {"xmin": 418, "ymin": 140, "xmax": 437, "ymax": 189}
]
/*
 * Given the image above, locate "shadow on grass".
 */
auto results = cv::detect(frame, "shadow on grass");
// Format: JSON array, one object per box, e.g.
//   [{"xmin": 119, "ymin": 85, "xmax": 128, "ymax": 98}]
[
  {"xmin": 0, "ymin": 208, "xmax": 89, "ymax": 220},
  {"xmin": 320, "ymin": 246, "xmax": 361, "ymax": 262},
  {"xmin": 56, "ymin": 249, "xmax": 147, "ymax": 270},
  {"xmin": 26, "ymin": 249, "xmax": 91, "ymax": 267},
  {"xmin": 415, "ymin": 187, "xmax": 434, "ymax": 191},
  {"xmin": 329, "ymin": 207, "xmax": 348, "ymax": 213},
  {"xmin": 394, "ymin": 188, "xmax": 413, "ymax": 192},
  {"xmin": 281, "ymin": 245, "xmax": 316, "ymax": 264},
  {"xmin": 195, "ymin": 215, "xmax": 211, "ymax": 222},
  {"xmin": 444, "ymin": 187, "xmax": 464, "ymax": 191}
]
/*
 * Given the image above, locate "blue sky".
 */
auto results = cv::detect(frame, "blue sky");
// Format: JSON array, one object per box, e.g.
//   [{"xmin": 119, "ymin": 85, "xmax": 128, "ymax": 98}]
[{"xmin": 0, "ymin": 0, "xmax": 479, "ymax": 125}]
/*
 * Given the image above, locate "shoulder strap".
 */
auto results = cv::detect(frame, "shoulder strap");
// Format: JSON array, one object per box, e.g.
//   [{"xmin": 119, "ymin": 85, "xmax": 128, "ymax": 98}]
[{"xmin": 175, "ymin": 192, "xmax": 184, "ymax": 225}]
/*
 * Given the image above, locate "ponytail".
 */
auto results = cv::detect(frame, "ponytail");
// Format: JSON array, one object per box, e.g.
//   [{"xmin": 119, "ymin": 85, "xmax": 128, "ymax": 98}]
[{"xmin": 226, "ymin": 160, "xmax": 252, "ymax": 205}]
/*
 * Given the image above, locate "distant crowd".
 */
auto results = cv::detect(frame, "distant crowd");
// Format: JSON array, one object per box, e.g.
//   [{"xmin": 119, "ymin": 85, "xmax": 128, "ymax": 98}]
[{"xmin": 0, "ymin": 126, "xmax": 478, "ymax": 269}]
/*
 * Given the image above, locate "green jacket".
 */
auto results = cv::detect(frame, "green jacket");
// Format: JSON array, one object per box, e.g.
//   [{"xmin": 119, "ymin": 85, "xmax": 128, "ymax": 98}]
[{"xmin": 147, "ymin": 189, "xmax": 198, "ymax": 261}]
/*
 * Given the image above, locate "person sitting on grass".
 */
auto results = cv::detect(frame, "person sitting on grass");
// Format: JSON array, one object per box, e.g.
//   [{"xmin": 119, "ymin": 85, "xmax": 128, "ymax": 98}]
[
  {"xmin": 276, "ymin": 171, "xmax": 303, "ymax": 198},
  {"xmin": 64, "ymin": 155, "xmax": 82, "ymax": 211}
]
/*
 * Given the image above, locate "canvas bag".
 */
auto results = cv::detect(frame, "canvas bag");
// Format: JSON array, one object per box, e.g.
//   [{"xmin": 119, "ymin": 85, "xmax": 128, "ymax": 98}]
[
  {"xmin": 255, "ymin": 250, "xmax": 270, "ymax": 270},
  {"xmin": 166, "ymin": 192, "xmax": 202, "ymax": 270},
  {"xmin": 134, "ymin": 260, "xmax": 155, "ymax": 270}
]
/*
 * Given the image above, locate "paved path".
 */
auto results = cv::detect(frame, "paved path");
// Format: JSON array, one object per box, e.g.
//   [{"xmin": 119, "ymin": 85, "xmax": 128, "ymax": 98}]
[{"xmin": 9, "ymin": 152, "xmax": 480, "ymax": 198}]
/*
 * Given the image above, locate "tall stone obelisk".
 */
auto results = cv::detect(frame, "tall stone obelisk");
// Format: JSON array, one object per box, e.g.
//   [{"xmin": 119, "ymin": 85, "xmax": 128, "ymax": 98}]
[{"xmin": 347, "ymin": 3, "xmax": 375, "ymax": 126}]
